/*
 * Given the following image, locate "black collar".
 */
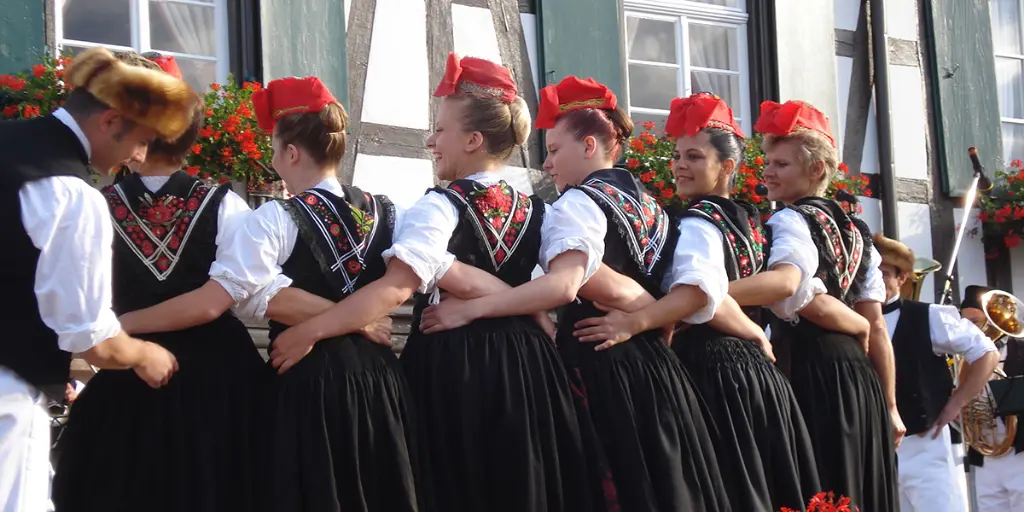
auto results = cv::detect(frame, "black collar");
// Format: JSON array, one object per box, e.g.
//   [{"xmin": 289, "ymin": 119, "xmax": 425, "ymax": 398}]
[{"xmin": 882, "ymin": 298, "xmax": 903, "ymax": 315}]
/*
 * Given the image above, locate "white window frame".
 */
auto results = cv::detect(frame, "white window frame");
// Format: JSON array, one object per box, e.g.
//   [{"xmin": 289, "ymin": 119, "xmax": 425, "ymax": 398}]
[
  {"xmin": 53, "ymin": 0, "xmax": 231, "ymax": 90},
  {"xmin": 623, "ymin": 0, "xmax": 751, "ymax": 135},
  {"xmin": 993, "ymin": 0, "xmax": 1024, "ymax": 161}
]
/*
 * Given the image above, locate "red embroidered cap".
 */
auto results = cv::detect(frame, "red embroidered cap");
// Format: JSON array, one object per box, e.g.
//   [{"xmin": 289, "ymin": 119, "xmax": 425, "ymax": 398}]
[
  {"xmin": 753, "ymin": 100, "xmax": 835, "ymax": 147},
  {"xmin": 536, "ymin": 76, "xmax": 617, "ymax": 130},
  {"xmin": 664, "ymin": 92, "xmax": 744, "ymax": 139},
  {"xmin": 252, "ymin": 76, "xmax": 339, "ymax": 132},
  {"xmin": 148, "ymin": 55, "xmax": 183, "ymax": 80},
  {"xmin": 433, "ymin": 52, "xmax": 517, "ymax": 104}
]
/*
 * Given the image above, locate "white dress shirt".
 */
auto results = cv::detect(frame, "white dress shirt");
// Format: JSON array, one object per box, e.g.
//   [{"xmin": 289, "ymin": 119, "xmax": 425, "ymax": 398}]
[
  {"xmin": 660, "ymin": 217, "xmax": 728, "ymax": 325},
  {"xmin": 883, "ymin": 296, "xmax": 997, "ymax": 364},
  {"xmin": 538, "ymin": 188, "xmax": 606, "ymax": 284},
  {"xmin": 766, "ymin": 207, "xmax": 886, "ymax": 320},
  {"xmin": 17, "ymin": 110, "xmax": 121, "ymax": 353}
]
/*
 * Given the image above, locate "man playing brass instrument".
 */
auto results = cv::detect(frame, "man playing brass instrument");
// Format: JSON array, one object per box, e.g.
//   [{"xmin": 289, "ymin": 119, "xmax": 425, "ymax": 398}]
[
  {"xmin": 960, "ymin": 284, "xmax": 1024, "ymax": 510},
  {"xmin": 874, "ymin": 235, "xmax": 998, "ymax": 511}
]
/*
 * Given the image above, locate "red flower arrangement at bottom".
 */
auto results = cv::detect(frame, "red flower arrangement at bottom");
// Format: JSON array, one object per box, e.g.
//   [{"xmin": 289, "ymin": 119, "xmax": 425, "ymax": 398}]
[{"xmin": 778, "ymin": 492, "xmax": 858, "ymax": 512}]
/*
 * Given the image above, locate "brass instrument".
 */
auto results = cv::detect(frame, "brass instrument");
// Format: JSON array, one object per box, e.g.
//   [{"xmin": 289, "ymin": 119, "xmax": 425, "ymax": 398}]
[
  {"xmin": 901, "ymin": 257, "xmax": 942, "ymax": 301},
  {"xmin": 956, "ymin": 289, "xmax": 1024, "ymax": 457}
]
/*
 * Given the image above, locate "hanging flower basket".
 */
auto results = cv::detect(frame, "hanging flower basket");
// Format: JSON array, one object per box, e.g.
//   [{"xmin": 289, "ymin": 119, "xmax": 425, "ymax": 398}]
[
  {"xmin": 977, "ymin": 159, "xmax": 1024, "ymax": 252},
  {"xmin": 623, "ymin": 123, "xmax": 871, "ymax": 217}
]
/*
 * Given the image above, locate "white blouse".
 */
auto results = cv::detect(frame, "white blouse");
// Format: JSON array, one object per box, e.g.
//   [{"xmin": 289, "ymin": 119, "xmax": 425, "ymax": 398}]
[
  {"xmin": 209, "ymin": 178, "xmax": 352, "ymax": 321},
  {"xmin": 538, "ymin": 188, "xmax": 605, "ymax": 283},
  {"xmin": 660, "ymin": 217, "xmax": 728, "ymax": 325},
  {"xmin": 882, "ymin": 298, "xmax": 997, "ymax": 364},
  {"xmin": 766, "ymin": 207, "xmax": 885, "ymax": 320}
]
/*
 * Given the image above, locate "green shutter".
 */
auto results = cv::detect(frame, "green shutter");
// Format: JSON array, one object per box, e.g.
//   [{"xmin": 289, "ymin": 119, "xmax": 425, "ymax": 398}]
[
  {"xmin": 924, "ymin": 0, "xmax": 1002, "ymax": 196},
  {"xmin": 259, "ymin": 0, "xmax": 348, "ymax": 105},
  {"xmin": 537, "ymin": 0, "xmax": 624, "ymax": 98},
  {"xmin": 0, "ymin": 0, "xmax": 46, "ymax": 75}
]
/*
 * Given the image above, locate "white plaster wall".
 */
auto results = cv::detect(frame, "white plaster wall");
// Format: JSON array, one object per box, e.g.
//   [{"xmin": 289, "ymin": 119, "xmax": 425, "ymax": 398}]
[
  {"xmin": 885, "ymin": 0, "xmax": 919, "ymax": 41},
  {"xmin": 495, "ymin": 165, "xmax": 535, "ymax": 196},
  {"xmin": 775, "ymin": 0, "xmax": 840, "ymax": 128},
  {"xmin": 360, "ymin": 0, "xmax": 430, "ymax": 129},
  {"xmin": 344, "ymin": 0, "xmax": 351, "ymax": 29},
  {"xmin": 451, "ymin": 4, "xmax": 503, "ymax": 65},
  {"xmin": 861, "ymin": 93, "xmax": 880, "ymax": 175},
  {"xmin": 889, "ymin": 65, "xmax": 929, "ymax": 181},
  {"xmin": 351, "ymin": 154, "xmax": 436, "ymax": 212},
  {"xmin": 834, "ymin": 0, "xmax": 860, "ymax": 31},
  {"xmin": 859, "ymin": 196, "xmax": 884, "ymax": 234},
  {"xmin": 954, "ymin": 207, "xmax": 989, "ymax": 298},
  {"xmin": 836, "ymin": 56, "xmax": 853, "ymax": 155},
  {"xmin": 898, "ymin": 201, "xmax": 935, "ymax": 300},
  {"xmin": 520, "ymin": 13, "xmax": 540, "ymax": 98}
]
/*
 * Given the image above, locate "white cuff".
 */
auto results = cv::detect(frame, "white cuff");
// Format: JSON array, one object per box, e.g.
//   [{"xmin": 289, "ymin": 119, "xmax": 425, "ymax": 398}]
[
  {"xmin": 210, "ymin": 275, "xmax": 248, "ymax": 304},
  {"xmin": 540, "ymin": 238, "xmax": 600, "ymax": 284},
  {"xmin": 59, "ymin": 308, "xmax": 123, "ymax": 354},
  {"xmin": 670, "ymin": 276, "xmax": 725, "ymax": 325},
  {"xmin": 382, "ymin": 245, "xmax": 453, "ymax": 294}
]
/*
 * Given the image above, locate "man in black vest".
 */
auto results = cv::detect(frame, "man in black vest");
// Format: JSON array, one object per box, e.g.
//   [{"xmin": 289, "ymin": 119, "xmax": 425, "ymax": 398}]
[
  {"xmin": 873, "ymin": 234, "xmax": 998, "ymax": 512},
  {"xmin": 0, "ymin": 47, "xmax": 199, "ymax": 511},
  {"xmin": 959, "ymin": 284, "xmax": 1024, "ymax": 510}
]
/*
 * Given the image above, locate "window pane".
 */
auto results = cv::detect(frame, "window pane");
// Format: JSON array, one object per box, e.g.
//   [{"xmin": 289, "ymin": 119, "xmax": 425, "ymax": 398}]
[
  {"xmin": 174, "ymin": 57, "xmax": 218, "ymax": 92},
  {"xmin": 626, "ymin": 17, "xmax": 677, "ymax": 64},
  {"xmin": 691, "ymin": 0, "xmax": 740, "ymax": 7},
  {"xmin": 996, "ymin": 57, "xmax": 1024, "ymax": 119},
  {"xmin": 1003, "ymin": 122, "xmax": 1024, "ymax": 163},
  {"xmin": 628, "ymin": 64, "xmax": 679, "ymax": 110},
  {"xmin": 62, "ymin": 0, "xmax": 131, "ymax": 47},
  {"xmin": 150, "ymin": 0, "xmax": 217, "ymax": 57},
  {"xmin": 690, "ymin": 71, "xmax": 740, "ymax": 111},
  {"xmin": 631, "ymin": 112, "xmax": 669, "ymax": 136},
  {"xmin": 689, "ymin": 23, "xmax": 739, "ymax": 71},
  {"xmin": 990, "ymin": 0, "xmax": 1022, "ymax": 54}
]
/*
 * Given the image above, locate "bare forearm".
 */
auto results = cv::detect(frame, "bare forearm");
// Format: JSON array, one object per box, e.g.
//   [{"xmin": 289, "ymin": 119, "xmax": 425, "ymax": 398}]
[
  {"xmin": 729, "ymin": 265, "xmax": 800, "ymax": 306},
  {"xmin": 297, "ymin": 261, "xmax": 418, "ymax": 340},
  {"xmin": 627, "ymin": 285, "xmax": 706, "ymax": 334},
  {"xmin": 579, "ymin": 264, "xmax": 655, "ymax": 312},
  {"xmin": 857, "ymin": 302, "xmax": 898, "ymax": 409},
  {"xmin": 473, "ymin": 253, "xmax": 588, "ymax": 319},
  {"xmin": 801, "ymin": 294, "xmax": 869, "ymax": 337},
  {"xmin": 78, "ymin": 331, "xmax": 147, "ymax": 369},
  {"xmin": 438, "ymin": 261, "xmax": 512, "ymax": 299},
  {"xmin": 950, "ymin": 351, "xmax": 1000, "ymax": 409},
  {"xmin": 119, "ymin": 280, "xmax": 233, "ymax": 335},
  {"xmin": 266, "ymin": 287, "xmax": 336, "ymax": 326},
  {"xmin": 707, "ymin": 296, "xmax": 765, "ymax": 341}
]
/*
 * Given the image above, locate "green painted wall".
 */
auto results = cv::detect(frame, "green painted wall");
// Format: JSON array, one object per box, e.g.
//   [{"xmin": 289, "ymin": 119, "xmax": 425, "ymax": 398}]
[
  {"xmin": 0, "ymin": 0, "xmax": 46, "ymax": 75},
  {"xmin": 925, "ymin": 0, "xmax": 1003, "ymax": 196},
  {"xmin": 260, "ymin": 0, "xmax": 348, "ymax": 105},
  {"xmin": 537, "ymin": 0, "xmax": 624, "ymax": 99}
]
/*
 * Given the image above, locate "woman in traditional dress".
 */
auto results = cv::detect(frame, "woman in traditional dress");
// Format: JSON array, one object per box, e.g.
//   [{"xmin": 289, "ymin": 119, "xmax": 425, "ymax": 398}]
[
  {"xmin": 53, "ymin": 55, "xmax": 267, "ymax": 512},
  {"xmin": 569, "ymin": 92, "xmax": 824, "ymax": 511},
  {"xmin": 417, "ymin": 77, "xmax": 733, "ymax": 511},
  {"xmin": 735, "ymin": 100, "xmax": 898, "ymax": 510},
  {"xmin": 269, "ymin": 54, "xmax": 595, "ymax": 512}
]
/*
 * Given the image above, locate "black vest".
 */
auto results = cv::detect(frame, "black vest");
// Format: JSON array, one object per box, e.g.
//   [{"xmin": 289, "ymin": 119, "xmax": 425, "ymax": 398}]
[
  {"xmin": 892, "ymin": 299, "xmax": 954, "ymax": 436},
  {"xmin": 0, "ymin": 115, "xmax": 92, "ymax": 397}
]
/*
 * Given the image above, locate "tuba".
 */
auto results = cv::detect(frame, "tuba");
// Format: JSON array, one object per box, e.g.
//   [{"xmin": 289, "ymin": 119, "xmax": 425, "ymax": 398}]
[
  {"xmin": 901, "ymin": 257, "xmax": 942, "ymax": 301},
  {"xmin": 955, "ymin": 289, "xmax": 1024, "ymax": 457}
]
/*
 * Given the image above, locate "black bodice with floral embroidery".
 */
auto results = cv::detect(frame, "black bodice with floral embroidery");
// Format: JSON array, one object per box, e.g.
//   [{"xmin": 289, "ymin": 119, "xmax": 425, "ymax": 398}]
[
  {"xmin": 268, "ymin": 184, "xmax": 396, "ymax": 340},
  {"xmin": 104, "ymin": 171, "xmax": 230, "ymax": 313},
  {"xmin": 787, "ymin": 196, "xmax": 874, "ymax": 307},
  {"xmin": 571, "ymin": 169, "xmax": 676, "ymax": 297},
  {"xmin": 679, "ymin": 196, "xmax": 768, "ymax": 282}
]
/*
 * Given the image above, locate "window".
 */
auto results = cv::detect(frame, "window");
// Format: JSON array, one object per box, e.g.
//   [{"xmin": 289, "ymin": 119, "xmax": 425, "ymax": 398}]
[
  {"xmin": 55, "ymin": 0, "xmax": 230, "ymax": 92},
  {"xmin": 623, "ymin": 0, "xmax": 750, "ymax": 135},
  {"xmin": 991, "ymin": 0, "xmax": 1024, "ymax": 163}
]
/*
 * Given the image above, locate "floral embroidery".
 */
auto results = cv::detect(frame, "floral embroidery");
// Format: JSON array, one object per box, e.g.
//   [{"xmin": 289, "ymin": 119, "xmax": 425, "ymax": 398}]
[
  {"xmin": 104, "ymin": 181, "xmax": 216, "ymax": 281},
  {"xmin": 579, "ymin": 178, "xmax": 668, "ymax": 274},
  {"xmin": 288, "ymin": 190, "xmax": 378, "ymax": 295},
  {"xmin": 443, "ymin": 180, "xmax": 533, "ymax": 271},
  {"xmin": 797, "ymin": 204, "xmax": 864, "ymax": 296},
  {"xmin": 687, "ymin": 200, "xmax": 765, "ymax": 280}
]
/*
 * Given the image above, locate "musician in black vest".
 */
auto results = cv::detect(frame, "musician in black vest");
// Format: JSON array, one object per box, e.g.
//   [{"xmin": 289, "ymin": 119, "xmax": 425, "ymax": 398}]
[
  {"xmin": 0, "ymin": 47, "xmax": 197, "ymax": 511},
  {"xmin": 873, "ymin": 235, "xmax": 998, "ymax": 512},
  {"xmin": 958, "ymin": 284, "xmax": 1024, "ymax": 510}
]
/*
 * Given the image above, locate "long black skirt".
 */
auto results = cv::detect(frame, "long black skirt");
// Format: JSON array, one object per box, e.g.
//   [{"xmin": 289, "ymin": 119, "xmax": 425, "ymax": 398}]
[
  {"xmin": 775, "ymin": 321, "xmax": 899, "ymax": 511},
  {"xmin": 673, "ymin": 325, "xmax": 821, "ymax": 511},
  {"xmin": 400, "ymin": 315, "xmax": 594, "ymax": 512},
  {"xmin": 53, "ymin": 315, "xmax": 268, "ymax": 512},
  {"xmin": 267, "ymin": 333, "xmax": 422, "ymax": 512},
  {"xmin": 558, "ymin": 304, "xmax": 731, "ymax": 512}
]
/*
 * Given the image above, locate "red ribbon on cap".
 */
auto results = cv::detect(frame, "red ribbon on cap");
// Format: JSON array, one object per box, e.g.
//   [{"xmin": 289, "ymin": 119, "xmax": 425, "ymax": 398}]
[
  {"xmin": 433, "ymin": 53, "xmax": 517, "ymax": 103},
  {"xmin": 252, "ymin": 76, "xmax": 339, "ymax": 132},
  {"xmin": 148, "ymin": 55, "xmax": 183, "ymax": 80},
  {"xmin": 753, "ymin": 100, "xmax": 835, "ymax": 147},
  {"xmin": 536, "ymin": 76, "xmax": 617, "ymax": 130},
  {"xmin": 664, "ymin": 92, "xmax": 744, "ymax": 139}
]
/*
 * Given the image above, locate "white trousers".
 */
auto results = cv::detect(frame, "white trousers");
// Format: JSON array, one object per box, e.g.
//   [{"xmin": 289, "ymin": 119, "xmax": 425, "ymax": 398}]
[
  {"xmin": 0, "ymin": 367, "xmax": 52, "ymax": 512},
  {"xmin": 975, "ymin": 450, "xmax": 1024, "ymax": 511},
  {"xmin": 897, "ymin": 425, "xmax": 968, "ymax": 511}
]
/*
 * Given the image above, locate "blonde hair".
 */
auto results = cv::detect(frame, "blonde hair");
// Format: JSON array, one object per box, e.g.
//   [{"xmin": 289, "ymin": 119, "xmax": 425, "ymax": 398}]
[
  {"xmin": 762, "ymin": 128, "xmax": 838, "ymax": 195},
  {"xmin": 274, "ymin": 103, "xmax": 349, "ymax": 165},
  {"xmin": 450, "ymin": 93, "xmax": 531, "ymax": 160}
]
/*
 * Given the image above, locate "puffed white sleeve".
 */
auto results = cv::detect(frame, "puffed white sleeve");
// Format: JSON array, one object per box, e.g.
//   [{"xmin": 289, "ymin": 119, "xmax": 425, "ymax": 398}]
[
  {"xmin": 380, "ymin": 191, "xmax": 459, "ymax": 294},
  {"xmin": 209, "ymin": 201, "xmax": 294, "ymax": 320},
  {"xmin": 209, "ymin": 189, "xmax": 253, "ymax": 302},
  {"xmin": 539, "ymin": 189, "xmax": 606, "ymax": 284},
  {"xmin": 928, "ymin": 304, "xmax": 999, "ymax": 364},
  {"xmin": 19, "ymin": 177, "xmax": 122, "ymax": 353},
  {"xmin": 854, "ymin": 246, "xmax": 887, "ymax": 303},
  {"xmin": 765, "ymin": 208, "xmax": 827, "ymax": 320},
  {"xmin": 661, "ymin": 217, "xmax": 728, "ymax": 325}
]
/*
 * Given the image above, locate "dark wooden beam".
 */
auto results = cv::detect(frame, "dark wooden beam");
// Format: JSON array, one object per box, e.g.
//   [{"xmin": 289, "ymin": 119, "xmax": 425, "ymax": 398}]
[
  {"xmin": 339, "ymin": 0, "xmax": 377, "ymax": 184},
  {"xmin": 840, "ymin": 1, "xmax": 873, "ymax": 182},
  {"xmin": 354, "ymin": 123, "xmax": 431, "ymax": 160}
]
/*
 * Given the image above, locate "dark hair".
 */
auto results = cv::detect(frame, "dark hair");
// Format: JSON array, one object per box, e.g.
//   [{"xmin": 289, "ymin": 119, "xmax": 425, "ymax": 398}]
[
  {"xmin": 146, "ymin": 100, "xmax": 205, "ymax": 166},
  {"xmin": 557, "ymin": 106, "xmax": 634, "ymax": 160},
  {"xmin": 702, "ymin": 127, "xmax": 743, "ymax": 189},
  {"xmin": 275, "ymin": 102, "xmax": 349, "ymax": 166},
  {"xmin": 449, "ymin": 93, "xmax": 531, "ymax": 160}
]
